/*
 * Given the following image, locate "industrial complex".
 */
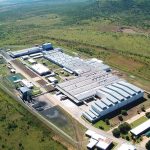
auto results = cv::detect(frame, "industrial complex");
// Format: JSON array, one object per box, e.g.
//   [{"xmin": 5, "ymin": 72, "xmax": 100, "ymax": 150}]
[
  {"xmin": 7, "ymin": 43, "xmax": 144, "ymax": 123},
  {"xmin": 3, "ymin": 42, "xmax": 148, "ymax": 150}
]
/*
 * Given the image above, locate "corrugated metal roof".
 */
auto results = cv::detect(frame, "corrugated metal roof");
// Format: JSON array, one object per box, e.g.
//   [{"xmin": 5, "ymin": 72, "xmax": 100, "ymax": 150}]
[
  {"xmin": 130, "ymin": 119, "xmax": 150, "ymax": 136},
  {"xmin": 92, "ymin": 103, "xmax": 103, "ymax": 113},
  {"xmin": 89, "ymin": 108, "xmax": 99, "ymax": 117},
  {"xmin": 107, "ymin": 85, "xmax": 130, "ymax": 98},
  {"xmin": 95, "ymin": 100, "xmax": 107, "ymax": 110},
  {"xmin": 86, "ymin": 111, "xmax": 97, "ymax": 119},
  {"xmin": 118, "ymin": 81, "xmax": 142, "ymax": 93},
  {"xmin": 101, "ymin": 87, "xmax": 125, "ymax": 101},
  {"xmin": 101, "ymin": 98, "xmax": 113, "ymax": 107},
  {"xmin": 97, "ymin": 90, "xmax": 119, "ymax": 104},
  {"xmin": 113, "ymin": 83, "xmax": 135, "ymax": 96}
]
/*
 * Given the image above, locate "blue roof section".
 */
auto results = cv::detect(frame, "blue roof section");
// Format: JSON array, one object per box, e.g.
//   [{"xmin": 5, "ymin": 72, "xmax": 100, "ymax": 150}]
[
  {"xmin": 86, "ymin": 111, "xmax": 97, "ymax": 119},
  {"xmin": 113, "ymin": 83, "xmax": 135, "ymax": 96},
  {"xmin": 83, "ymin": 112, "xmax": 93, "ymax": 121},
  {"xmin": 95, "ymin": 101, "xmax": 107, "ymax": 110},
  {"xmin": 101, "ymin": 87, "xmax": 125, "ymax": 101},
  {"xmin": 92, "ymin": 103, "xmax": 103, "ymax": 113},
  {"xmin": 89, "ymin": 108, "xmax": 99, "ymax": 117},
  {"xmin": 118, "ymin": 81, "xmax": 142, "ymax": 93},
  {"xmin": 101, "ymin": 98, "xmax": 113, "ymax": 107},
  {"xmin": 97, "ymin": 90, "xmax": 118, "ymax": 104},
  {"xmin": 107, "ymin": 85, "xmax": 130, "ymax": 98}
]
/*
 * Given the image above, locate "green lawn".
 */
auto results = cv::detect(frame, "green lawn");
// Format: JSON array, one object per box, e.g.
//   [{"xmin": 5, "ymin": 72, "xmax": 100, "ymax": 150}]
[
  {"xmin": 31, "ymin": 87, "xmax": 42, "ymax": 96},
  {"xmin": 0, "ymin": 87, "xmax": 67, "ymax": 150},
  {"xmin": 94, "ymin": 120, "xmax": 111, "ymax": 131},
  {"xmin": 130, "ymin": 116, "xmax": 148, "ymax": 128}
]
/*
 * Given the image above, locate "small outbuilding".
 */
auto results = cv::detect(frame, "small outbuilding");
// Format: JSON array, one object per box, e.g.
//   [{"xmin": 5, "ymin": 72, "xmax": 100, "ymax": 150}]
[
  {"xmin": 21, "ymin": 79, "xmax": 34, "ymax": 89},
  {"xmin": 85, "ymin": 130, "xmax": 112, "ymax": 150},
  {"xmin": 19, "ymin": 87, "xmax": 31, "ymax": 101},
  {"xmin": 28, "ymin": 58, "xmax": 36, "ymax": 64},
  {"xmin": 31, "ymin": 63, "xmax": 50, "ymax": 76},
  {"xmin": 117, "ymin": 143, "xmax": 136, "ymax": 150},
  {"xmin": 48, "ymin": 77, "xmax": 58, "ymax": 84},
  {"xmin": 130, "ymin": 119, "xmax": 150, "ymax": 137}
]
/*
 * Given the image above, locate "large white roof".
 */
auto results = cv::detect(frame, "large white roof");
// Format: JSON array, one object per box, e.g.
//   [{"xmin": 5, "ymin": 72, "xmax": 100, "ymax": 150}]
[
  {"xmin": 87, "ymin": 138, "xmax": 98, "ymax": 149},
  {"xmin": 130, "ymin": 119, "xmax": 150, "ymax": 136},
  {"xmin": 85, "ymin": 130, "xmax": 112, "ymax": 150},
  {"xmin": 96, "ymin": 140, "xmax": 110, "ymax": 150},
  {"xmin": 117, "ymin": 143, "xmax": 136, "ymax": 150},
  {"xmin": 31, "ymin": 63, "xmax": 49, "ymax": 75},
  {"xmin": 21, "ymin": 79, "xmax": 33, "ymax": 88}
]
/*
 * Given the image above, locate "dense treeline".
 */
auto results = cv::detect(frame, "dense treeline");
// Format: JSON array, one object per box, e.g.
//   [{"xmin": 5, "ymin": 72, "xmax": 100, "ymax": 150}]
[
  {"xmin": 67, "ymin": 0, "xmax": 150, "ymax": 28},
  {"xmin": 0, "ymin": 0, "xmax": 149, "ymax": 28}
]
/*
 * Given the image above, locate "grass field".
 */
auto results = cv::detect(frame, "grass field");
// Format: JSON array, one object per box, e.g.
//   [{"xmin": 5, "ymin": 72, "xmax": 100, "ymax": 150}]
[
  {"xmin": 0, "ymin": 87, "xmax": 68, "ymax": 150},
  {"xmin": 130, "ymin": 116, "xmax": 149, "ymax": 128},
  {"xmin": 94, "ymin": 120, "xmax": 111, "ymax": 131},
  {"xmin": 0, "ymin": 1, "xmax": 149, "ymax": 92}
]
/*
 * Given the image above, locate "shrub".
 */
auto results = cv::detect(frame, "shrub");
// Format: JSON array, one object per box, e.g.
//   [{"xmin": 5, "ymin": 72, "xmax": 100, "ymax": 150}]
[
  {"xmin": 145, "ymin": 140, "xmax": 150, "ymax": 150},
  {"xmin": 105, "ymin": 118, "xmax": 110, "ymax": 125},
  {"xmin": 141, "ymin": 105, "xmax": 145, "ymax": 112},
  {"xmin": 126, "ymin": 135, "xmax": 130, "ymax": 141},
  {"xmin": 137, "ymin": 110, "xmax": 140, "ymax": 114},
  {"xmin": 118, "ymin": 122, "xmax": 131, "ymax": 134},
  {"xmin": 99, "ymin": 126, "xmax": 104, "ymax": 130},
  {"xmin": 118, "ymin": 115, "xmax": 123, "ymax": 121},
  {"xmin": 145, "ymin": 112, "xmax": 150, "ymax": 118},
  {"xmin": 112, "ymin": 128, "xmax": 120, "ymax": 138},
  {"xmin": 121, "ymin": 110, "xmax": 127, "ymax": 116},
  {"xmin": 7, "ymin": 122, "xmax": 18, "ymax": 130}
]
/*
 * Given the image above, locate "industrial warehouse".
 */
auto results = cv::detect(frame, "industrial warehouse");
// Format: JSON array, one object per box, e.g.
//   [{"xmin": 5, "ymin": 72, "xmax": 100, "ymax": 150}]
[
  {"xmin": 44, "ymin": 49, "xmax": 110, "ymax": 75},
  {"xmin": 8, "ymin": 43, "xmax": 144, "ymax": 123}
]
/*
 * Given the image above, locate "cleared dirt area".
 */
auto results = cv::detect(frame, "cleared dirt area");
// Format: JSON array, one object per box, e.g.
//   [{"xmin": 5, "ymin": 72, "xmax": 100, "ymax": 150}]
[
  {"xmin": 11, "ymin": 60, "xmax": 38, "ymax": 78},
  {"xmin": 37, "ymin": 79, "xmax": 48, "ymax": 86}
]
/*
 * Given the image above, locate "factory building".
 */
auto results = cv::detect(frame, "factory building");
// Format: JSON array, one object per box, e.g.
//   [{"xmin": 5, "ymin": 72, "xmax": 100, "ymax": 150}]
[
  {"xmin": 10, "ymin": 47, "xmax": 43, "ymax": 58},
  {"xmin": 130, "ymin": 119, "xmax": 150, "ymax": 137},
  {"xmin": 42, "ymin": 43, "xmax": 53, "ymax": 50},
  {"xmin": 44, "ymin": 50, "xmax": 110, "ymax": 75},
  {"xmin": 48, "ymin": 77, "xmax": 58, "ymax": 84},
  {"xmin": 85, "ymin": 130, "xmax": 112, "ymax": 150},
  {"xmin": 117, "ymin": 143, "xmax": 136, "ymax": 150},
  {"xmin": 19, "ymin": 87, "xmax": 31, "ymax": 101},
  {"xmin": 82, "ymin": 81, "xmax": 144, "ymax": 122},
  {"xmin": 31, "ymin": 63, "xmax": 50, "ymax": 76},
  {"xmin": 57, "ymin": 71, "xmax": 120, "ymax": 104},
  {"xmin": 21, "ymin": 79, "xmax": 34, "ymax": 89},
  {"xmin": 9, "ymin": 43, "xmax": 53, "ymax": 58}
]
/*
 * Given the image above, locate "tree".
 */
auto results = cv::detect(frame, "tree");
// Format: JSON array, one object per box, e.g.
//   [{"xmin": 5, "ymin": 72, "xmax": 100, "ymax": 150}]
[
  {"xmin": 118, "ymin": 115, "xmax": 123, "ymax": 121},
  {"xmin": 121, "ymin": 110, "xmax": 128, "ymax": 116},
  {"xmin": 112, "ymin": 128, "xmax": 120, "ymax": 138},
  {"xmin": 105, "ymin": 118, "xmax": 110, "ymax": 125},
  {"xmin": 99, "ymin": 126, "xmax": 104, "ymax": 130},
  {"xmin": 126, "ymin": 135, "xmax": 130, "ymax": 141},
  {"xmin": 145, "ymin": 140, "xmax": 150, "ymax": 150},
  {"xmin": 118, "ymin": 122, "xmax": 131, "ymax": 134},
  {"xmin": 141, "ymin": 105, "xmax": 145, "ymax": 112},
  {"xmin": 145, "ymin": 112, "xmax": 150, "ymax": 118}
]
